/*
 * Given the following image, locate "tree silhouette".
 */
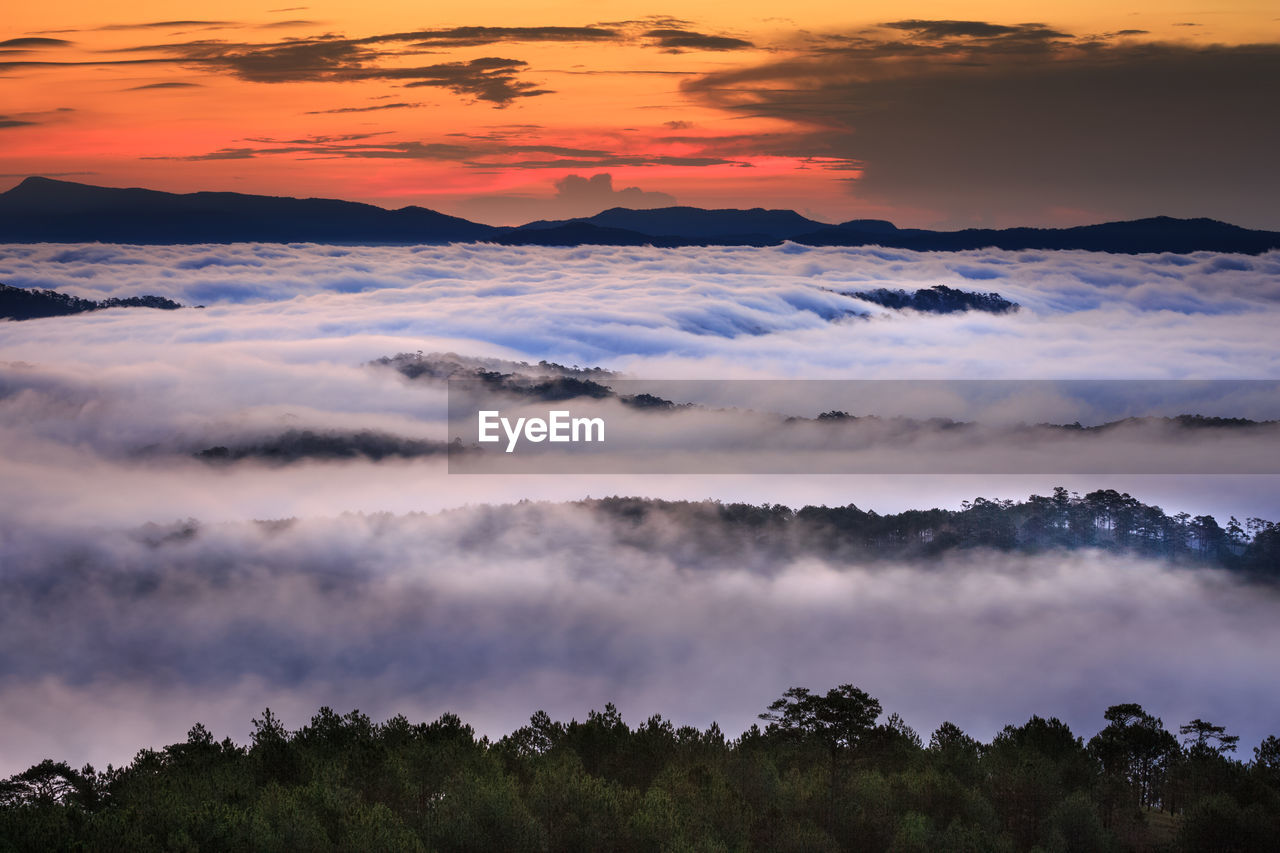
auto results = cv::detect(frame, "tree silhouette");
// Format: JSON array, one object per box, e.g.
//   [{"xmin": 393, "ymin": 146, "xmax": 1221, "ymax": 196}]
[
  {"xmin": 759, "ymin": 684, "xmax": 882, "ymax": 755},
  {"xmin": 1180, "ymin": 719, "xmax": 1240, "ymax": 756},
  {"xmin": 1088, "ymin": 703, "xmax": 1179, "ymax": 810}
]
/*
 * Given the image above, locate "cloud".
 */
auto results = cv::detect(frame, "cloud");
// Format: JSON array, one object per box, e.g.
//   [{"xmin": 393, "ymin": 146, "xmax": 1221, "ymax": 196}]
[
  {"xmin": 125, "ymin": 81, "xmax": 203, "ymax": 90},
  {"xmin": 454, "ymin": 173, "xmax": 676, "ymax": 224},
  {"xmin": 2, "ymin": 19, "xmax": 760, "ymax": 109},
  {"xmin": 96, "ymin": 20, "xmax": 236, "ymax": 31},
  {"xmin": 0, "ymin": 171, "xmax": 97, "ymax": 178},
  {"xmin": 152, "ymin": 38, "xmax": 373, "ymax": 81},
  {"xmin": 243, "ymin": 132, "xmax": 388, "ymax": 143},
  {"xmin": 682, "ymin": 27, "xmax": 1280, "ymax": 228},
  {"xmin": 303, "ymin": 101, "xmax": 418, "ymax": 114},
  {"xmin": 3, "ymin": 241, "xmax": 1278, "ymax": 519},
  {"xmin": 0, "ymin": 107, "xmax": 75, "ymax": 129},
  {"xmin": 394, "ymin": 26, "xmax": 620, "ymax": 48},
  {"xmin": 150, "ymin": 147, "xmax": 257, "ymax": 160},
  {"xmin": 9, "ymin": 26, "xmax": 611, "ymax": 105},
  {"xmin": 95, "ymin": 25, "xmax": 648, "ymax": 102},
  {"xmin": 3, "ymin": 240, "xmax": 1280, "ymax": 474},
  {"xmin": 553, "ymin": 172, "xmax": 676, "ymax": 209},
  {"xmin": 145, "ymin": 41, "xmax": 547, "ymax": 103},
  {"xmin": 0, "ymin": 56, "xmax": 195, "ymax": 71},
  {"xmin": 145, "ymin": 134, "xmax": 738, "ymax": 168},
  {"xmin": 258, "ymin": 20, "xmax": 319, "ymax": 29},
  {"xmin": 398, "ymin": 58, "xmax": 550, "ymax": 103},
  {"xmin": 3, "ymin": 242, "xmax": 1279, "ymax": 366},
  {"xmin": 880, "ymin": 20, "xmax": 1069, "ymax": 41},
  {"xmin": 0, "ymin": 37, "xmax": 73, "ymax": 48},
  {"xmin": 644, "ymin": 28, "xmax": 754, "ymax": 51}
]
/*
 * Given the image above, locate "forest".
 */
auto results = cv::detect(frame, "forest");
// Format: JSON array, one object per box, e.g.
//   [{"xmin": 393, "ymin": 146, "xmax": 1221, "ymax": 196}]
[
  {"xmin": 0, "ymin": 282, "xmax": 181, "ymax": 320},
  {"xmin": 2, "ymin": 684, "xmax": 1277, "ymax": 852},
  {"xmin": 572, "ymin": 488, "xmax": 1280, "ymax": 580},
  {"xmin": 842, "ymin": 285, "xmax": 1019, "ymax": 314}
]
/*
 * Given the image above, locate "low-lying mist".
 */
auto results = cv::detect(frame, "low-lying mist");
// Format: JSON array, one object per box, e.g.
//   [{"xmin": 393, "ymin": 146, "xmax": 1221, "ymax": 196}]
[
  {"xmin": 2, "ymin": 242, "xmax": 1278, "ymax": 781},
  {"xmin": 2, "ymin": 500, "xmax": 1278, "ymax": 775}
]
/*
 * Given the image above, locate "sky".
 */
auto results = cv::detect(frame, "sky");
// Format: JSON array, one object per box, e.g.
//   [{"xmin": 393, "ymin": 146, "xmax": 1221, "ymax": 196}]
[{"xmin": 2, "ymin": 1, "xmax": 1278, "ymax": 227}]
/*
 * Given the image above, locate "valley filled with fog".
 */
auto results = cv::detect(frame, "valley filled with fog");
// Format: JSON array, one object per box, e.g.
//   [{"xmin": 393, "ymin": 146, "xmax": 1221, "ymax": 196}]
[{"xmin": 2, "ymin": 241, "xmax": 1278, "ymax": 774}]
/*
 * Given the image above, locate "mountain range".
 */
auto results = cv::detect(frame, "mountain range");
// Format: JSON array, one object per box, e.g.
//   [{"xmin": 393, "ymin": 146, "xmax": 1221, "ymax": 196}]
[{"xmin": 2, "ymin": 177, "xmax": 1278, "ymax": 254}]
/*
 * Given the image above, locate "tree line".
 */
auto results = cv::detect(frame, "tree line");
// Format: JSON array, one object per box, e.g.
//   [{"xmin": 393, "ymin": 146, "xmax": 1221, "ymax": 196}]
[
  {"xmin": 582, "ymin": 488, "xmax": 1279, "ymax": 579},
  {"xmin": 3, "ymin": 686, "xmax": 1277, "ymax": 852},
  {"xmin": 0, "ymin": 282, "xmax": 181, "ymax": 321}
]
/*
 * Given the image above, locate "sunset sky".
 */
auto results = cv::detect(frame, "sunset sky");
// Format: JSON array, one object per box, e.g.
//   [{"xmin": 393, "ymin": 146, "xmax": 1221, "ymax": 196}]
[{"xmin": 2, "ymin": 1, "xmax": 1277, "ymax": 227}]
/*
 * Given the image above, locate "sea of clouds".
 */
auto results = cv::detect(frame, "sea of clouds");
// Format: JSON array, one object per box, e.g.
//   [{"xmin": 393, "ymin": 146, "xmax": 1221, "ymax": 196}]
[
  {"xmin": 3, "ymin": 241, "xmax": 1279, "ymax": 376},
  {"xmin": 2, "ymin": 241, "xmax": 1279, "ymax": 773}
]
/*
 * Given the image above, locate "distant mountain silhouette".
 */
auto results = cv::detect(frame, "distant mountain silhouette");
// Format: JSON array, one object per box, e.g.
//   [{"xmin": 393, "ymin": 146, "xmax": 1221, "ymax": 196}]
[
  {"xmin": 0, "ymin": 177, "xmax": 496, "ymax": 244},
  {"xmin": 500, "ymin": 213, "xmax": 1279, "ymax": 253},
  {"xmin": 799, "ymin": 216, "xmax": 1280, "ymax": 254},
  {"xmin": 515, "ymin": 206, "xmax": 830, "ymax": 241},
  {"xmin": 3, "ymin": 177, "xmax": 1278, "ymax": 254},
  {"xmin": 495, "ymin": 221, "xmax": 684, "ymax": 247}
]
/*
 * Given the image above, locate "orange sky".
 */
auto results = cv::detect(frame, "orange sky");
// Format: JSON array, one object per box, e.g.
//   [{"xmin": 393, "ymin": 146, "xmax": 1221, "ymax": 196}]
[{"xmin": 3, "ymin": 2, "xmax": 1278, "ymax": 226}]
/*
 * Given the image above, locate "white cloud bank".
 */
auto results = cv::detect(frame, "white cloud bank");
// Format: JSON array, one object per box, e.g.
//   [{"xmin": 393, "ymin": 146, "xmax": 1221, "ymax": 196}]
[
  {"xmin": 1, "ymin": 242, "xmax": 1279, "ymax": 775},
  {"xmin": 2, "ymin": 242, "xmax": 1278, "ymax": 378}
]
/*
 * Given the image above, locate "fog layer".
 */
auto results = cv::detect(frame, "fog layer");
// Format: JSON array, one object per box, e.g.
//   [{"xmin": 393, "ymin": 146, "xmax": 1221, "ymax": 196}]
[{"xmin": 2, "ymin": 503, "xmax": 1277, "ymax": 774}]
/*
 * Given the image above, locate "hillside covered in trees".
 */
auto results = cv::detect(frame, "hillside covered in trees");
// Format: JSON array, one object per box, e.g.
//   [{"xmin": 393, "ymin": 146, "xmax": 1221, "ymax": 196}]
[
  {"xmin": 0, "ymin": 282, "xmax": 181, "ymax": 320},
  {"xmin": 570, "ymin": 489, "xmax": 1280, "ymax": 580},
  {"xmin": 843, "ymin": 285, "xmax": 1019, "ymax": 314},
  {"xmin": 3, "ymin": 686, "xmax": 1277, "ymax": 852}
]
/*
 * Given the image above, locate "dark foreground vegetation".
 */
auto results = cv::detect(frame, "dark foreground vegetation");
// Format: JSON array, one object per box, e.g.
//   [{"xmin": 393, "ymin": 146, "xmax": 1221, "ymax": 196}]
[
  {"xmin": 0, "ymin": 282, "xmax": 181, "ymax": 320},
  {"xmin": 3, "ymin": 686, "xmax": 1278, "ymax": 852}
]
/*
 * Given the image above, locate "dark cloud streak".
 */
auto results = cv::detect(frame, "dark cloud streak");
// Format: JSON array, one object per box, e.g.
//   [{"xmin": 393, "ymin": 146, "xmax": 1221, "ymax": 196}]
[
  {"xmin": 258, "ymin": 20, "xmax": 320, "ymax": 29},
  {"xmin": 4, "ymin": 20, "xmax": 756, "ymax": 106},
  {"xmin": 390, "ymin": 26, "xmax": 620, "ymax": 48},
  {"xmin": 0, "ymin": 37, "xmax": 74, "ymax": 48},
  {"xmin": 126, "ymin": 81, "xmax": 203, "ymax": 90},
  {"xmin": 146, "ymin": 135, "xmax": 738, "ymax": 168},
  {"xmin": 96, "ymin": 21, "xmax": 236, "ymax": 31},
  {"xmin": 644, "ymin": 28, "xmax": 754, "ymax": 51},
  {"xmin": 881, "ymin": 20, "xmax": 1069, "ymax": 41},
  {"xmin": 682, "ymin": 26, "xmax": 1280, "ymax": 228},
  {"xmin": 101, "ymin": 37, "xmax": 553, "ymax": 104},
  {"xmin": 303, "ymin": 101, "xmax": 418, "ymax": 114}
]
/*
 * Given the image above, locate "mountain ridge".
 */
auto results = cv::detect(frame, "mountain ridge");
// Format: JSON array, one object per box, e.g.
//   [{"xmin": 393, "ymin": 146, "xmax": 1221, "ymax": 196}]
[
  {"xmin": 0, "ymin": 176, "xmax": 495, "ymax": 244},
  {"xmin": 2, "ymin": 177, "xmax": 1278, "ymax": 254}
]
